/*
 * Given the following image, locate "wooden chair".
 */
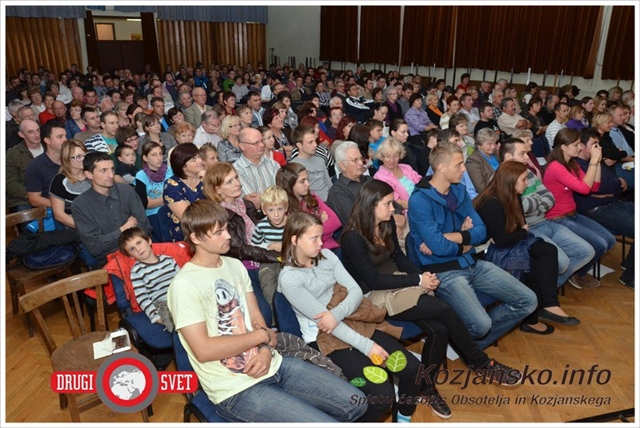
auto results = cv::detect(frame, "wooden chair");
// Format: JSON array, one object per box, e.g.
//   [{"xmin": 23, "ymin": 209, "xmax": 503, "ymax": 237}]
[
  {"xmin": 6, "ymin": 207, "xmax": 75, "ymax": 336},
  {"xmin": 19, "ymin": 269, "xmax": 149, "ymax": 423}
]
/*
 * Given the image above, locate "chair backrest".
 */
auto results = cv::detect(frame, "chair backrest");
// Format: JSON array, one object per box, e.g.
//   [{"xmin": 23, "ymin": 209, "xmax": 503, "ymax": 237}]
[
  {"xmin": 19, "ymin": 269, "xmax": 109, "ymax": 355},
  {"xmin": 531, "ymin": 135, "xmax": 550, "ymax": 158},
  {"xmin": 110, "ymin": 274, "xmax": 133, "ymax": 317},
  {"xmin": 404, "ymin": 232, "xmax": 422, "ymax": 269},
  {"xmin": 6, "ymin": 207, "xmax": 46, "ymax": 237},
  {"xmin": 273, "ymin": 292, "xmax": 302, "ymax": 337}
]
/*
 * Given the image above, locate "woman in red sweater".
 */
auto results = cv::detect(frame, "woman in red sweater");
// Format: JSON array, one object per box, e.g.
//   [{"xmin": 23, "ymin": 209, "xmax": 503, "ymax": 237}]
[{"xmin": 542, "ymin": 128, "xmax": 616, "ymax": 289}]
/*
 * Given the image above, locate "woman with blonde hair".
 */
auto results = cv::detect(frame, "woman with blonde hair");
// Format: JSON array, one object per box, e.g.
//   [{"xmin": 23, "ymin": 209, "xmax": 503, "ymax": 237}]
[
  {"xmin": 49, "ymin": 139, "xmax": 91, "ymax": 228},
  {"xmin": 217, "ymin": 114, "xmax": 243, "ymax": 163},
  {"xmin": 203, "ymin": 162, "xmax": 279, "ymax": 324}
]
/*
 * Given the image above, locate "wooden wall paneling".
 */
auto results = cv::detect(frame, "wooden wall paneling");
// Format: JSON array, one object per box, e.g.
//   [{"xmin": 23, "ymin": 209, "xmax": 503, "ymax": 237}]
[
  {"xmin": 6, "ymin": 17, "xmax": 82, "ymax": 76},
  {"xmin": 212, "ymin": 22, "xmax": 265, "ymax": 68},
  {"xmin": 158, "ymin": 20, "xmax": 216, "ymax": 72}
]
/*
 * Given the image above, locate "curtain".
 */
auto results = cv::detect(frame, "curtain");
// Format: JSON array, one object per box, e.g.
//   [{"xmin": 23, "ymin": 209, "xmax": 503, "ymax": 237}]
[
  {"xmin": 359, "ymin": 6, "xmax": 401, "ymax": 65},
  {"xmin": 320, "ymin": 6, "xmax": 358, "ymax": 63},
  {"xmin": 401, "ymin": 6, "xmax": 456, "ymax": 68},
  {"xmin": 601, "ymin": 6, "xmax": 634, "ymax": 81}
]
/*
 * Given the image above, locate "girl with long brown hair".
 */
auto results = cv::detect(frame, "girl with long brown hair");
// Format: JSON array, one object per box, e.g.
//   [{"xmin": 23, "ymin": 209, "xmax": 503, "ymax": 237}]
[
  {"xmin": 475, "ymin": 161, "xmax": 579, "ymax": 331},
  {"xmin": 276, "ymin": 163, "xmax": 341, "ymax": 250},
  {"xmin": 542, "ymin": 128, "xmax": 616, "ymax": 289}
]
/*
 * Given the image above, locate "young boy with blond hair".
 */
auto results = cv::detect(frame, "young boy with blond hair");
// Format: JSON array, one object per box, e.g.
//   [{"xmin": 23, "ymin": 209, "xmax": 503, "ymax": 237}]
[{"xmin": 250, "ymin": 186, "xmax": 289, "ymax": 315}]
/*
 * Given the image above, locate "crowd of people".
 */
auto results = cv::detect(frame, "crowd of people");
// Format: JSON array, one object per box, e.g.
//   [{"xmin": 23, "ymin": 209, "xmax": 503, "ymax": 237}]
[{"xmin": 5, "ymin": 60, "xmax": 635, "ymax": 423}]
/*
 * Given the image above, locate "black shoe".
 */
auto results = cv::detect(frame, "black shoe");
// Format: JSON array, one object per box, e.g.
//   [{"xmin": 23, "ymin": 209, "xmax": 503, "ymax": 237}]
[
  {"xmin": 519, "ymin": 322, "xmax": 554, "ymax": 335},
  {"xmin": 539, "ymin": 309, "xmax": 580, "ymax": 326},
  {"xmin": 422, "ymin": 386, "xmax": 452, "ymax": 419},
  {"xmin": 619, "ymin": 274, "xmax": 635, "ymax": 289},
  {"xmin": 475, "ymin": 359, "xmax": 522, "ymax": 386}
]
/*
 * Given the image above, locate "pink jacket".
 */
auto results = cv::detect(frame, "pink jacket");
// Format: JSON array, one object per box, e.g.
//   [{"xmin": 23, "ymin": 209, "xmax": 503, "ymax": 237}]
[
  {"xmin": 301, "ymin": 192, "xmax": 342, "ymax": 249},
  {"xmin": 542, "ymin": 161, "xmax": 601, "ymax": 219},
  {"xmin": 374, "ymin": 164, "xmax": 422, "ymax": 203}
]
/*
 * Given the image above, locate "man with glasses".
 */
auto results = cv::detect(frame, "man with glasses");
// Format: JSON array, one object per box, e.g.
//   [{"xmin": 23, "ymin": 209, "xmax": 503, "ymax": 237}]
[
  {"xmin": 184, "ymin": 87, "xmax": 212, "ymax": 128},
  {"xmin": 327, "ymin": 141, "xmax": 371, "ymax": 226},
  {"xmin": 194, "ymin": 111, "xmax": 222, "ymax": 148},
  {"xmin": 235, "ymin": 127, "xmax": 279, "ymax": 210}
]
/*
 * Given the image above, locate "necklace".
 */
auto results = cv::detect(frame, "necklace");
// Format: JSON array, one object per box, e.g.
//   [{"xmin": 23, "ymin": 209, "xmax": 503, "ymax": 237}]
[{"xmin": 190, "ymin": 256, "xmax": 222, "ymax": 268}]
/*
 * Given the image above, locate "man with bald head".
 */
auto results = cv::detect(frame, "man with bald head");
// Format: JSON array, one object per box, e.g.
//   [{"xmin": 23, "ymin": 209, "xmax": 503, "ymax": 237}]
[
  {"xmin": 235, "ymin": 127, "xmax": 279, "ymax": 210},
  {"xmin": 7, "ymin": 119, "xmax": 45, "ymax": 212},
  {"xmin": 183, "ymin": 87, "xmax": 212, "ymax": 128}
]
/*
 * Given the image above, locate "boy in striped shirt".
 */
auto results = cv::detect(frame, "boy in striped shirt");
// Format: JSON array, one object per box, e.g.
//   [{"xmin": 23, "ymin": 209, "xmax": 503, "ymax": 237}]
[
  {"xmin": 119, "ymin": 227, "xmax": 180, "ymax": 331},
  {"xmin": 251, "ymin": 186, "xmax": 288, "ymax": 318}
]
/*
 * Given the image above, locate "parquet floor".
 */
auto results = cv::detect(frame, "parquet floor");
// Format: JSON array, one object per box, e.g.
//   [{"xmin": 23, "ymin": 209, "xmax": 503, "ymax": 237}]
[{"xmin": 4, "ymin": 242, "xmax": 636, "ymax": 423}]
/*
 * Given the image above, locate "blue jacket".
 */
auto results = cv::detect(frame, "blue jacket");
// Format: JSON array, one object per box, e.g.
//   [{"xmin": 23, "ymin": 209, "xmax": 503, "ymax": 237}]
[{"xmin": 407, "ymin": 177, "xmax": 487, "ymax": 271}]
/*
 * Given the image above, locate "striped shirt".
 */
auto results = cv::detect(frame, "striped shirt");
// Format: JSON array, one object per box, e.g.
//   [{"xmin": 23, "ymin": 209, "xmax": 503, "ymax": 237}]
[
  {"xmin": 234, "ymin": 154, "xmax": 279, "ymax": 196},
  {"xmin": 251, "ymin": 218, "xmax": 285, "ymax": 248},
  {"xmin": 290, "ymin": 144, "xmax": 335, "ymax": 169},
  {"xmin": 130, "ymin": 255, "xmax": 180, "ymax": 323}
]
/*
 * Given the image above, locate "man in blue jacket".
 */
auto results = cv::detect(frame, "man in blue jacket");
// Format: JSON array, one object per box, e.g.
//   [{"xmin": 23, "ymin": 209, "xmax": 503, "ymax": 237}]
[{"xmin": 408, "ymin": 143, "xmax": 536, "ymax": 350}]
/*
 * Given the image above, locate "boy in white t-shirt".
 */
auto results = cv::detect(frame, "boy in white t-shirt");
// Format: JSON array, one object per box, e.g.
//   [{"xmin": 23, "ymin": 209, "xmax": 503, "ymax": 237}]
[{"xmin": 167, "ymin": 200, "xmax": 366, "ymax": 422}]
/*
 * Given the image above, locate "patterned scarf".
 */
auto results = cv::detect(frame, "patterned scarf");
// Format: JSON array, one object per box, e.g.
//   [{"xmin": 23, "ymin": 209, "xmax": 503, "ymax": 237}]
[
  {"xmin": 142, "ymin": 163, "xmax": 168, "ymax": 183},
  {"xmin": 221, "ymin": 198, "xmax": 255, "ymax": 244}
]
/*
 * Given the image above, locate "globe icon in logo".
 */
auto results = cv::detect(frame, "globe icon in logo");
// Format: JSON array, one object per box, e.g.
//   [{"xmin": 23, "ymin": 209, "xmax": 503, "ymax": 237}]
[{"xmin": 109, "ymin": 366, "xmax": 146, "ymax": 400}]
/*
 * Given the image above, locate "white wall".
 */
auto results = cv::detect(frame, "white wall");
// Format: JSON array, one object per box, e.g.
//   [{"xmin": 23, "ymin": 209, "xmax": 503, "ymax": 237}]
[
  {"xmin": 265, "ymin": 5, "xmax": 634, "ymax": 97},
  {"xmin": 266, "ymin": 6, "xmax": 321, "ymax": 68},
  {"xmin": 93, "ymin": 17, "xmax": 143, "ymax": 41}
]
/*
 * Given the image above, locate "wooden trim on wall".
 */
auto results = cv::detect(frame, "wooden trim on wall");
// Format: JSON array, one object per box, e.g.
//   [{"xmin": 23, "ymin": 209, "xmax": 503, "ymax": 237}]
[{"xmin": 6, "ymin": 16, "xmax": 83, "ymax": 76}]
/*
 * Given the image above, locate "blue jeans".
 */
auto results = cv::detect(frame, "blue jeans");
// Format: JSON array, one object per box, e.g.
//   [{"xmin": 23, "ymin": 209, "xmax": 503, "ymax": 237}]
[
  {"xmin": 434, "ymin": 260, "xmax": 537, "ymax": 350},
  {"xmin": 529, "ymin": 220, "xmax": 595, "ymax": 286},
  {"xmin": 216, "ymin": 356, "xmax": 367, "ymax": 422},
  {"xmin": 584, "ymin": 201, "xmax": 635, "ymax": 272},
  {"xmin": 614, "ymin": 163, "xmax": 635, "ymax": 192},
  {"xmin": 555, "ymin": 214, "xmax": 617, "ymax": 277}
]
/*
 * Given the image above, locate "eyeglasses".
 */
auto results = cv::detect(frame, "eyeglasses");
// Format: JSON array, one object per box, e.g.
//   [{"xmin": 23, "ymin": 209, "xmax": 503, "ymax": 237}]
[
  {"xmin": 70, "ymin": 154, "xmax": 86, "ymax": 161},
  {"xmin": 347, "ymin": 157, "xmax": 364, "ymax": 164},
  {"xmin": 125, "ymin": 136, "xmax": 139, "ymax": 143},
  {"xmin": 241, "ymin": 140, "xmax": 265, "ymax": 147}
]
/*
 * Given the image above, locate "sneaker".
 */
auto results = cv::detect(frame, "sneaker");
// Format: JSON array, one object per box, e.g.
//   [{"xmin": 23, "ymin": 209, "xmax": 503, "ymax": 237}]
[
  {"xmin": 568, "ymin": 274, "xmax": 600, "ymax": 289},
  {"xmin": 396, "ymin": 411, "xmax": 412, "ymax": 423},
  {"xmin": 422, "ymin": 386, "xmax": 452, "ymax": 419},
  {"xmin": 578, "ymin": 274, "xmax": 600, "ymax": 288},
  {"xmin": 567, "ymin": 274, "xmax": 582, "ymax": 289},
  {"xmin": 475, "ymin": 359, "xmax": 522, "ymax": 386}
]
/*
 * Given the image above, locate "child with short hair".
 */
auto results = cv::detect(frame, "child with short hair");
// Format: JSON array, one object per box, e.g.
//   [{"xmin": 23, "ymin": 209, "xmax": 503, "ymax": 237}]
[
  {"xmin": 199, "ymin": 143, "xmax": 219, "ymax": 168},
  {"xmin": 119, "ymin": 227, "xmax": 179, "ymax": 331},
  {"xmin": 166, "ymin": 200, "xmax": 365, "ymax": 423},
  {"xmin": 290, "ymin": 125, "xmax": 332, "ymax": 201},
  {"xmin": 251, "ymin": 186, "xmax": 289, "ymax": 315},
  {"xmin": 115, "ymin": 144, "xmax": 139, "ymax": 184},
  {"xmin": 365, "ymin": 119, "xmax": 385, "ymax": 169}
]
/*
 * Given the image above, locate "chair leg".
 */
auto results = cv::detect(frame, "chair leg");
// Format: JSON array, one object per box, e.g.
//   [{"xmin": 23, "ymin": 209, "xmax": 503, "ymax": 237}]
[
  {"xmin": 67, "ymin": 395, "xmax": 81, "ymax": 422},
  {"xmin": 10, "ymin": 282, "xmax": 20, "ymax": 315},
  {"xmin": 141, "ymin": 408, "xmax": 149, "ymax": 422},
  {"xmin": 59, "ymin": 393, "xmax": 68, "ymax": 410}
]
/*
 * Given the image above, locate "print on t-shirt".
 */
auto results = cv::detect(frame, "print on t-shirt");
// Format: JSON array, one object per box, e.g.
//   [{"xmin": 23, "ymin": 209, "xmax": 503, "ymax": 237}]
[{"xmin": 210, "ymin": 279, "xmax": 258, "ymax": 373}]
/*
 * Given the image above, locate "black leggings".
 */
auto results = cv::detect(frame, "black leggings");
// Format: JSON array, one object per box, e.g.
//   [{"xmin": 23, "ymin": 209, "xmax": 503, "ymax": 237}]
[
  {"xmin": 389, "ymin": 294, "xmax": 490, "ymax": 371},
  {"xmin": 523, "ymin": 240, "xmax": 559, "ymax": 325},
  {"xmin": 327, "ymin": 330, "xmax": 422, "ymax": 421}
]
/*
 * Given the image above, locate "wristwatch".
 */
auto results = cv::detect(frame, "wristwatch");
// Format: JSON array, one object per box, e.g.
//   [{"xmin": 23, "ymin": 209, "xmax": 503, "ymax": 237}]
[{"xmin": 258, "ymin": 343, "xmax": 276, "ymax": 357}]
